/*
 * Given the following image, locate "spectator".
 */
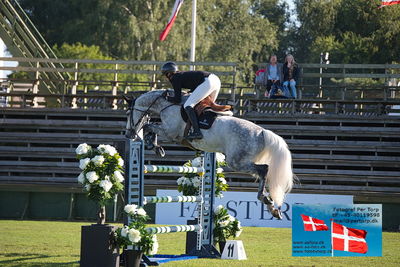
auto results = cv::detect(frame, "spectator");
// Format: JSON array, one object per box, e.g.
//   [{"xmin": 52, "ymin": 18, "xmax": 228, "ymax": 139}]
[
  {"xmin": 263, "ymin": 55, "xmax": 283, "ymax": 97},
  {"xmin": 282, "ymin": 54, "xmax": 299, "ymax": 99}
]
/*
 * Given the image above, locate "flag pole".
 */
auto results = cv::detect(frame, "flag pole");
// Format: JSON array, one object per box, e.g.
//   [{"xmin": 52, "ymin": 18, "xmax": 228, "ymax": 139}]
[
  {"xmin": 331, "ymin": 219, "xmax": 334, "ymax": 257},
  {"xmin": 189, "ymin": 0, "xmax": 197, "ymax": 70}
]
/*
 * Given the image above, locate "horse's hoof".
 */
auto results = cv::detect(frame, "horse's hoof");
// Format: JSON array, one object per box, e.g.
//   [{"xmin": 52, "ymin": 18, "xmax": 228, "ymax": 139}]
[
  {"xmin": 145, "ymin": 144, "xmax": 155, "ymax": 150},
  {"xmin": 272, "ymin": 209, "xmax": 283, "ymax": 220},
  {"xmin": 125, "ymin": 130, "xmax": 136, "ymax": 139},
  {"xmin": 155, "ymin": 146, "xmax": 165, "ymax": 157}
]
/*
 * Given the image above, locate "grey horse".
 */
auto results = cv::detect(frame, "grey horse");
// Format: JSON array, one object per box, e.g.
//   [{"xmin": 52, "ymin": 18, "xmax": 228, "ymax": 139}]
[{"xmin": 125, "ymin": 89, "xmax": 294, "ymax": 219}]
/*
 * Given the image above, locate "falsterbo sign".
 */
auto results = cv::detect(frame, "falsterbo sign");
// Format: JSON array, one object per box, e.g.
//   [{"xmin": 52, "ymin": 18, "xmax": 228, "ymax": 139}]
[{"xmin": 155, "ymin": 190, "xmax": 353, "ymax": 228}]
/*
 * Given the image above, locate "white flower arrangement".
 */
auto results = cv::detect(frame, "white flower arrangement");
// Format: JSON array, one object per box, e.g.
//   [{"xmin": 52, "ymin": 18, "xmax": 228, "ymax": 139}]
[
  {"xmin": 97, "ymin": 144, "xmax": 118, "ymax": 156},
  {"xmin": 75, "ymin": 143, "xmax": 124, "ymax": 215},
  {"xmin": 79, "ymin": 158, "xmax": 90, "ymax": 170},
  {"xmin": 176, "ymin": 153, "xmax": 228, "ymax": 197},
  {"xmin": 76, "ymin": 143, "xmax": 90, "ymax": 155},
  {"xmin": 216, "ymin": 153, "xmax": 226, "ymax": 164},
  {"xmin": 213, "ymin": 205, "xmax": 243, "ymax": 243},
  {"xmin": 91, "ymin": 155, "xmax": 105, "ymax": 166},
  {"xmin": 115, "ymin": 204, "xmax": 158, "ymax": 255}
]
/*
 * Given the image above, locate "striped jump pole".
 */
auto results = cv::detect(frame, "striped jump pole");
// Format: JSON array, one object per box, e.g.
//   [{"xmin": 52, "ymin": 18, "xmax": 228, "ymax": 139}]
[
  {"xmin": 144, "ymin": 165, "xmax": 204, "ymax": 174},
  {"xmin": 127, "ymin": 139, "xmax": 219, "ymax": 258},
  {"xmin": 143, "ymin": 195, "xmax": 202, "ymax": 205},
  {"xmin": 145, "ymin": 225, "xmax": 201, "ymax": 234}
]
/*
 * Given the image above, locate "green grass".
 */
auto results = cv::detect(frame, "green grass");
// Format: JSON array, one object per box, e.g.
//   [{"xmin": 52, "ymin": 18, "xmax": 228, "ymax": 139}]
[{"xmin": 0, "ymin": 220, "xmax": 399, "ymax": 267}]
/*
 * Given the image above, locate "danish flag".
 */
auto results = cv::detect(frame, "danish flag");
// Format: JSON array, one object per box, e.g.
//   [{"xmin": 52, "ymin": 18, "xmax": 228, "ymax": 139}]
[
  {"xmin": 300, "ymin": 214, "xmax": 329, "ymax": 231},
  {"xmin": 159, "ymin": 0, "xmax": 184, "ymax": 41},
  {"xmin": 379, "ymin": 0, "xmax": 400, "ymax": 8},
  {"xmin": 332, "ymin": 222, "xmax": 368, "ymax": 254}
]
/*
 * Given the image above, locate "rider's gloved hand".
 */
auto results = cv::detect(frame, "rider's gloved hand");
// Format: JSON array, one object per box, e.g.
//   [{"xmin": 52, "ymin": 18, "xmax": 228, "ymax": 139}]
[
  {"xmin": 161, "ymin": 90, "xmax": 168, "ymax": 98},
  {"xmin": 166, "ymin": 96, "xmax": 179, "ymax": 103}
]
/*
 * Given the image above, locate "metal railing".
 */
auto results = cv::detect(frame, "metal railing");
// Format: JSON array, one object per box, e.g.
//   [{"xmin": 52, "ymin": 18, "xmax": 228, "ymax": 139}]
[
  {"xmin": 1, "ymin": 57, "xmax": 400, "ymax": 111},
  {"xmin": 0, "ymin": 57, "xmax": 237, "ymax": 107},
  {"xmin": 0, "ymin": 0, "xmax": 67, "ymax": 94}
]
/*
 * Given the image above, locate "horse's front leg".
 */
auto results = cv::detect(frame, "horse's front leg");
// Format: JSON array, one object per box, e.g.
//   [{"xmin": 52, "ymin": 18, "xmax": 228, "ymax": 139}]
[
  {"xmin": 143, "ymin": 123, "xmax": 170, "ymax": 157},
  {"xmin": 144, "ymin": 123, "xmax": 170, "ymax": 141}
]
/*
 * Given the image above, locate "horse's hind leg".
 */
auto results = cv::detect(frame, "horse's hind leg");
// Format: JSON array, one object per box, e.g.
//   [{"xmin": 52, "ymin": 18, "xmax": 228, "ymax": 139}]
[
  {"xmin": 227, "ymin": 160, "xmax": 283, "ymax": 220},
  {"xmin": 257, "ymin": 178, "xmax": 282, "ymax": 219}
]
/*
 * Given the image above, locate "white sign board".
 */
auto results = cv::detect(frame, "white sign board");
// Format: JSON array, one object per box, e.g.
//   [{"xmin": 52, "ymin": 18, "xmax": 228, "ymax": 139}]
[
  {"xmin": 155, "ymin": 190, "xmax": 353, "ymax": 228},
  {"xmin": 221, "ymin": 240, "xmax": 247, "ymax": 260}
]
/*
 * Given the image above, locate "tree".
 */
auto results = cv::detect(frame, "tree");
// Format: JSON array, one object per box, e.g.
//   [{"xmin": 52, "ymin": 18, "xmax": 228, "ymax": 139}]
[
  {"xmin": 202, "ymin": 0, "xmax": 278, "ymax": 83},
  {"xmin": 18, "ymin": 0, "xmax": 285, "ymax": 84},
  {"xmin": 251, "ymin": 0, "xmax": 290, "ymax": 61},
  {"xmin": 292, "ymin": 0, "xmax": 341, "ymax": 62},
  {"xmin": 291, "ymin": 0, "xmax": 400, "ymax": 63}
]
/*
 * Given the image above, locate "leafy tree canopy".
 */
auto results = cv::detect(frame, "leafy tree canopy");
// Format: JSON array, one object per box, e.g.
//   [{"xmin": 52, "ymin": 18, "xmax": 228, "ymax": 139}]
[{"xmin": 18, "ymin": 0, "xmax": 400, "ymax": 69}]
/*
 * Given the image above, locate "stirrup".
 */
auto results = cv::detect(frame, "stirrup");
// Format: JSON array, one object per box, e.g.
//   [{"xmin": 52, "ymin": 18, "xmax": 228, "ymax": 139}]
[{"xmin": 185, "ymin": 131, "xmax": 203, "ymax": 141}]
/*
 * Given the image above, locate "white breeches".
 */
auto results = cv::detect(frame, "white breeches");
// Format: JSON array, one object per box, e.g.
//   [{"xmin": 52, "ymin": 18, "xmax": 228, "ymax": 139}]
[{"xmin": 183, "ymin": 74, "xmax": 221, "ymax": 108}]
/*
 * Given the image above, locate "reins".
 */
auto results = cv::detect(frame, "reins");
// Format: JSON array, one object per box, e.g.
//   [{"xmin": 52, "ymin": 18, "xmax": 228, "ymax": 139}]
[
  {"xmin": 128, "ymin": 92, "xmax": 176, "ymax": 134},
  {"xmin": 159, "ymin": 103, "xmax": 176, "ymax": 113}
]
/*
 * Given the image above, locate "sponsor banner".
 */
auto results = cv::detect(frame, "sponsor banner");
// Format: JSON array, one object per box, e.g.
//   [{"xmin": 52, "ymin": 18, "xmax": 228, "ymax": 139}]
[
  {"xmin": 292, "ymin": 204, "xmax": 382, "ymax": 257},
  {"xmin": 155, "ymin": 190, "xmax": 353, "ymax": 228}
]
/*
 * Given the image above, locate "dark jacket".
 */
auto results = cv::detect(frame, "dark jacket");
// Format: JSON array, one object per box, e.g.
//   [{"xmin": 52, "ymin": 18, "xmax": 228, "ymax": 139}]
[
  {"xmin": 168, "ymin": 71, "xmax": 211, "ymax": 103},
  {"xmin": 282, "ymin": 63, "xmax": 299, "ymax": 82}
]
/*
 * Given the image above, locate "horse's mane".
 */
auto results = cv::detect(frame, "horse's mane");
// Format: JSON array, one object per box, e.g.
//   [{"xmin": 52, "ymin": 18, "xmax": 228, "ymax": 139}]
[
  {"xmin": 140, "ymin": 89, "xmax": 172, "ymax": 98},
  {"xmin": 136, "ymin": 89, "xmax": 172, "ymax": 108},
  {"xmin": 138, "ymin": 89, "xmax": 164, "ymax": 100}
]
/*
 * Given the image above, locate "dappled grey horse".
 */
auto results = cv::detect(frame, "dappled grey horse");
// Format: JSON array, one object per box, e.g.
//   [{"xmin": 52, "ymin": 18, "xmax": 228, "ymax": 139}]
[{"xmin": 125, "ymin": 89, "xmax": 294, "ymax": 219}]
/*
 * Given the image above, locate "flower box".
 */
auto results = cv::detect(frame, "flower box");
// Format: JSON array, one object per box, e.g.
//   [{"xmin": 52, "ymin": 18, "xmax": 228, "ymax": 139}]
[{"xmin": 80, "ymin": 224, "xmax": 120, "ymax": 267}]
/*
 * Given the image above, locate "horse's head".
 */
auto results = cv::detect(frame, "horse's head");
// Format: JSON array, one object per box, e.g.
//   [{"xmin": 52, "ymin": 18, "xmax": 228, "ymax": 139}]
[
  {"xmin": 124, "ymin": 90, "xmax": 169, "ymax": 140},
  {"xmin": 124, "ymin": 95, "xmax": 139, "ymax": 139}
]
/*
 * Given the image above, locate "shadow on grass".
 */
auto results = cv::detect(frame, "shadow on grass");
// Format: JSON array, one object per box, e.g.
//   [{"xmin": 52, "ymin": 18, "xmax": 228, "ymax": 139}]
[{"xmin": 0, "ymin": 253, "xmax": 79, "ymax": 267}]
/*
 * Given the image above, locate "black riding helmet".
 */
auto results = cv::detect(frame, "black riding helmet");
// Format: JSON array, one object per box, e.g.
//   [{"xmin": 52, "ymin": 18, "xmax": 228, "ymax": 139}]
[{"xmin": 161, "ymin": 62, "xmax": 178, "ymax": 75}]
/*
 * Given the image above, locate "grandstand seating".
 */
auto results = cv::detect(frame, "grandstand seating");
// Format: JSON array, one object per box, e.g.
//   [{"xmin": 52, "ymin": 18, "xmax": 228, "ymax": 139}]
[{"xmin": 1, "ymin": 107, "xmax": 399, "ymax": 198}]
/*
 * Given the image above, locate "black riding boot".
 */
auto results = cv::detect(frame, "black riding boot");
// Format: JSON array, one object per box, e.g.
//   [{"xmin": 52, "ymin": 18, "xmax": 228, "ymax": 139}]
[{"xmin": 184, "ymin": 106, "xmax": 203, "ymax": 140}]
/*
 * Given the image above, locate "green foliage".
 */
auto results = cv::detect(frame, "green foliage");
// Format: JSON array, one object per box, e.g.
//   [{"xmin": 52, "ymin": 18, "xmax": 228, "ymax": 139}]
[
  {"xmin": 115, "ymin": 205, "xmax": 158, "ymax": 255},
  {"xmin": 19, "ymin": 0, "xmax": 282, "ymax": 84},
  {"xmin": 202, "ymin": 0, "xmax": 278, "ymax": 83},
  {"xmin": 294, "ymin": 0, "xmax": 400, "ymax": 64},
  {"xmin": 53, "ymin": 42, "xmax": 115, "ymax": 86},
  {"xmin": 53, "ymin": 42, "xmax": 112, "ymax": 60},
  {"xmin": 213, "ymin": 205, "xmax": 242, "ymax": 243},
  {"xmin": 176, "ymin": 153, "xmax": 228, "ymax": 197},
  {"xmin": 293, "ymin": 0, "xmax": 342, "ymax": 62},
  {"xmin": 251, "ymin": 0, "xmax": 289, "ymax": 61},
  {"xmin": 18, "ymin": 0, "xmax": 400, "ymax": 83}
]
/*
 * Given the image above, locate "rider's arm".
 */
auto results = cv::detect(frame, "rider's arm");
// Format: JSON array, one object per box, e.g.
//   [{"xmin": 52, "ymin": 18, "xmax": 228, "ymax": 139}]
[{"xmin": 167, "ymin": 76, "xmax": 182, "ymax": 103}]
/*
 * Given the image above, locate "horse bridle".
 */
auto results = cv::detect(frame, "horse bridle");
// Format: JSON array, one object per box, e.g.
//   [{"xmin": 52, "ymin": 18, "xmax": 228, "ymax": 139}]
[{"xmin": 126, "ymin": 92, "xmax": 174, "ymax": 137}]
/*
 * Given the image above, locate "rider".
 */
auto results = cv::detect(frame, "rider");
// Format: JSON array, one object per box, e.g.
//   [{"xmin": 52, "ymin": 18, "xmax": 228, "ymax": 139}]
[{"xmin": 161, "ymin": 61, "xmax": 221, "ymax": 140}]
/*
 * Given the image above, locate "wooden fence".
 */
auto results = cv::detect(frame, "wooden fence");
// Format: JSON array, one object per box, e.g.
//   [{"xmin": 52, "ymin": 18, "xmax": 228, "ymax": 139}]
[
  {"xmin": 1, "ymin": 58, "xmax": 400, "ymax": 106},
  {"xmin": 0, "ymin": 57, "xmax": 237, "ymax": 99}
]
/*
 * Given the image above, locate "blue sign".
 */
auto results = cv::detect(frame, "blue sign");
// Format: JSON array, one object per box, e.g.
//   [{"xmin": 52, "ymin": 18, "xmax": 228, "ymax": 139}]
[
  {"xmin": 292, "ymin": 204, "xmax": 382, "ymax": 257},
  {"xmin": 156, "ymin": 190, "xmax": 353, "ymax": 228}
]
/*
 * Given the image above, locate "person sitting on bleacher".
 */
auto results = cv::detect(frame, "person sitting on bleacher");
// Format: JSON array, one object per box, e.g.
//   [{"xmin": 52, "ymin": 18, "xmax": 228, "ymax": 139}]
[
  {"xmin": 263, "ymin": 55, "xmax": 283, "ymax": 97},
  {"xmin": 282, "ymin": 54, "xmax": 299, "ymax": 99}
]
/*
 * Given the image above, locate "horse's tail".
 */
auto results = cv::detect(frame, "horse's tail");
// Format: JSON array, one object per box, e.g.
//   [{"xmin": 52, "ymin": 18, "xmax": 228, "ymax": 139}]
[{"xmin": 261, "ymin": 129, "xmax": 294, "ymax": 207}]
